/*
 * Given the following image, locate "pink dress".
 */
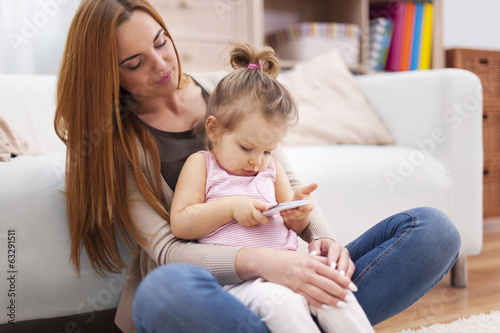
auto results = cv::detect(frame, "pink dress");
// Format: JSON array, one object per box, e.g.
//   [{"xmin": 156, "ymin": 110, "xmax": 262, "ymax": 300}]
[{"xmin": 198, "ymin": 151, "xmax": 298, "ymax": 250}]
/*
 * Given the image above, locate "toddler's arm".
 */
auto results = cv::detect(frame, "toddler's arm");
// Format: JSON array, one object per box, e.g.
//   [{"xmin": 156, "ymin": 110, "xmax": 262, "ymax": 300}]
[
  {"xmin": 170, "ymin": 152, "xmax": 270, "ymax": 240},
  {"xmin": 274, "ymin": 159, "xmax": 317, "ymax": 234}
]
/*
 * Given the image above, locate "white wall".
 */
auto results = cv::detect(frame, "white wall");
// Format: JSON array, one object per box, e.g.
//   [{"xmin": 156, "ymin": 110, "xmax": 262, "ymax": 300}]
[
  {"xmin": 443, "ymin": 0, "xmax": 500, "ymax": 51},
  {"xmin": 0, "ymin": 0, "xmax": 80, "ymax": 74}
]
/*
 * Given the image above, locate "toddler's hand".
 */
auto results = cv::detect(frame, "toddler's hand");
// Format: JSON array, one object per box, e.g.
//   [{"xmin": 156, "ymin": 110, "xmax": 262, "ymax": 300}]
[
  {"xmin": 230, "ymin": 196, "xmax": 270, "ymax": 227},
  {"xmin": 281, "ymin": 183, "xmax": 318, "ymax": 221}
]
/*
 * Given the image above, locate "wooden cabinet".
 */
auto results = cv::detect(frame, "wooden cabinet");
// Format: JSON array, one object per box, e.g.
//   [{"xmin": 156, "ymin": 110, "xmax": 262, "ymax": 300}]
[
  {"xmin": 151, "ymin": 0, "xmax": 263, "ymax": 72},
  {"xmin": 446, "ymin": 48, "xmax": 500, "ymax": 217},
  {"xmin": 483, "ymin": 104, "xmax": 500, "ymax": 217}
]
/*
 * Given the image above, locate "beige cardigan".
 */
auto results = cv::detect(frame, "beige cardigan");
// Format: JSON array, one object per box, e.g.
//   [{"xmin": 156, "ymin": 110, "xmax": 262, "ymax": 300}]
[{"xmin": 114, "ymin": 73, "xmax": 336, "ymax": 332}]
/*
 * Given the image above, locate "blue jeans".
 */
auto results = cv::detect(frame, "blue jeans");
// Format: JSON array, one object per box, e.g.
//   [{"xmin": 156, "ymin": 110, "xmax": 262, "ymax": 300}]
[
  {"xmin": 133, "ymin": 263, "xmax": 270, "ymax": 333},
  {"xmin": 346, "ymin": 207, "xmax": 460, "ymax": 325},
  {"xmin": 133, "ymin": 207, "xmax": 460, "ymax": 332}
]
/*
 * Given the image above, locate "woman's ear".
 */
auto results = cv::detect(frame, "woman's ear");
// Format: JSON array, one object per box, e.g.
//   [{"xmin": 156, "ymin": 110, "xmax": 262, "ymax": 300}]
[{"xmin": 205, "ymin": 116, "xmax": 219, "ymax": 143}]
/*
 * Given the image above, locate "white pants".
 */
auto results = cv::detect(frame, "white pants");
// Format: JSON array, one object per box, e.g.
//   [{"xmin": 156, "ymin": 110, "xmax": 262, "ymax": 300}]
[{"xmin": 224, "ymin": 278, "xmax": 374, "ymax": 333}]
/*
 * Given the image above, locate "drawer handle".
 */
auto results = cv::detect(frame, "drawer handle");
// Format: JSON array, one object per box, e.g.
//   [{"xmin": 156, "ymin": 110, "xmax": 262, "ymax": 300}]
[
  {"xmin": 179, "ymin": 0, "xmax": 192, "ymax": 9},
  {"xmin": 483, "ymin": 114, "xmax": 488, "ymax": 119},
  {"xmin": 484, "ymin": 169, "xmax": 490, "ymax": 176},
  {"xmin": 181, "ymin": 52, "xmax": 192, "ymax": 62},
  {"xmin": 479, "ymin": 58, "xmax": 489, "ymax": 65}
]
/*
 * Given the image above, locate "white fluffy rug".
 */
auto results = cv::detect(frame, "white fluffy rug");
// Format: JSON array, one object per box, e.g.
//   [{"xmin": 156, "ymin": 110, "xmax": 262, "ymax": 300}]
[{"xmin": 397, "ymin": 310, "xmax": 500, "ymax": 333}]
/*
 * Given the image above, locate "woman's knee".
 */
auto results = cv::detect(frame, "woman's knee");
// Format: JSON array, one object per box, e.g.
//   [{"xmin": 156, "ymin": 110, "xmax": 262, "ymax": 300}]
[
  {"xmin": 133, "ymin": 264, "xmax": 218, "ymax": 314},
  {"xmin": 405, "ymin": 207, "xmax": 461, "ymax": 255}
]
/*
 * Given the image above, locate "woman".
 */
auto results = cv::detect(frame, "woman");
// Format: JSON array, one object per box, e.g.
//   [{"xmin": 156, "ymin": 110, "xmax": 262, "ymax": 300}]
[{"xmin": 54, "ymin": 0, "xmax": 461, "ymax": 332}]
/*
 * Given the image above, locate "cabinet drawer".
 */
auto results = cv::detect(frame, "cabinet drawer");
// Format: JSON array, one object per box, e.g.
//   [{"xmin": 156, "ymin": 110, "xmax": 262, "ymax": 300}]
[
  {"xmin": 483, "ymin": 160, "xmax": 500, "ymax": 217},
  {"xmin": 175, "ymin": 40, "xmax": 230, "ymax": 72},
  {"xmin": 153, "ymin": 0, "xmax": 244, "ymax": 43},
  {"xmin": 446, "ymin": 48, "xmax": 500, "ymax": 102},
  {"xmin": 483, "ymin": 108, "xmax": 500, "ymax": 159}
]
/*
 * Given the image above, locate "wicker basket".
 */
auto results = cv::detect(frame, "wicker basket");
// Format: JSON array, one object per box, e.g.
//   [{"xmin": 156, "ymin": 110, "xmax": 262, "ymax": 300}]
[
  {"xmin": 446, "ymin": 48, "xmax": 500, "ymax": 217},
  {"xmin": 483, "ymin": 107, "xmax": 500, "ymax": 159},
  {"xmin": 446, "ymin": 48, "xmax": 500, "ymax": 102},
  {"xmin": 267, "ymin": 22, "xmax": 361, "ymax": 68},
  {"xmin": 483, "ymin": 159, "xmax": 500, "ymax": 217}
]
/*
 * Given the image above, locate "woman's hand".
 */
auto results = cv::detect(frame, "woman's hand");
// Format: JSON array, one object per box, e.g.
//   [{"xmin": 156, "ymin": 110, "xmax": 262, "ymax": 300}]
[
  {"xmin": 235, "ymin": 247, "xmax": 357, "ymax": 309},
  {"xmin": 230, "ymin": 196, "xmax": 270, "ymax": 227},
  {"xmin": 308, "ymin": 238, "xmax": 355, "ymax": 279}
]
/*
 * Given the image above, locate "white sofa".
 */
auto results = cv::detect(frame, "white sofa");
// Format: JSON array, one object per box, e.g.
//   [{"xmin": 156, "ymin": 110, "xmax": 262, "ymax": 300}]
[{"xmin": 0, "ymin": 68, "xmax": 483, "ymax": 327}]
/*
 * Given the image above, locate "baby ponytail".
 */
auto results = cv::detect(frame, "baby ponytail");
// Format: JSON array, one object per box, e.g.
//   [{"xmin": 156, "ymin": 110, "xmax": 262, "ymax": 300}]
[
  {"xmin": 229, "ymin": 43, "xmax": 281, "ymax": 78},
  {"xmin": 204, "ymin": 42, "xmax": 297, "ymax": 146}
]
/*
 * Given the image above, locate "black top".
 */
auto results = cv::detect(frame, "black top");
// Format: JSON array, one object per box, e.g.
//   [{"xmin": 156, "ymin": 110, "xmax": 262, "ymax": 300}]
[{"xmin": 133, "ymin": 77, "xmax": 209, "ymax": 190}]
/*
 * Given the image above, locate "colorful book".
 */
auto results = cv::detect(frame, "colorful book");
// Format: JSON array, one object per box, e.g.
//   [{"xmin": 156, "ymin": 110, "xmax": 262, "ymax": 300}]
[
  {"xmin": 371, "ymin": 1, "xmax": 433, "ymax": 71},
  {"xmin": 400, "ymin": 2, "xmax": 415, "ymax": 71},
  {"xmin": 420, "ymin": 2, "xmax": 434, "ymax": 69},
  {"xmin": 379, "ymin": 24, "xmax": 393, "ymax": 69},
  {"xmin": 371, "ymin": 2, "xmax": 405, "ymax": 71},
  {"xmin": 411, "ymin": 2, "xmax": 424, "ymax": 70},
  {"xmin": 369, "ymin": 17, "xmax": 394, "ymax": 71}
]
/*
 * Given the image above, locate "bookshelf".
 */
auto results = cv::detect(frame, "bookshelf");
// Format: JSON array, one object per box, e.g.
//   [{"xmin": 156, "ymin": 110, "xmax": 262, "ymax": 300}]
[
  {"xmin": 263, "ymin": 0, "xmax": 444, "ymax": 73},
  {"xmin": 151, "ymin": 0, "xmax": 443, "ymax": 73}
]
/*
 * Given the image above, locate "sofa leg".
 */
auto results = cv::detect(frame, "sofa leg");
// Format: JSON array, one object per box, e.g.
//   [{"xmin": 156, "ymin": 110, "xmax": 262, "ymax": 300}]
[{"xmin": 451, "ymin": 256, "xmax": 468, "ymax": 288}]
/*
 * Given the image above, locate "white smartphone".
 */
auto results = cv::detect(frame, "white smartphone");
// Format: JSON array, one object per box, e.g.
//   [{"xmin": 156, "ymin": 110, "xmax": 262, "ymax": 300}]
[{"xmin": 262, "ymin": 200, "xmax": 309, "ymax": 217}]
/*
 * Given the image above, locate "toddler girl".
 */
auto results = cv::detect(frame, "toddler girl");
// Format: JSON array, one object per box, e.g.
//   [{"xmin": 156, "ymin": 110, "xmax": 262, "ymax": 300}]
[{"xmin": 170, "ymin": 43, "xmax": 374, "ymax": 333}]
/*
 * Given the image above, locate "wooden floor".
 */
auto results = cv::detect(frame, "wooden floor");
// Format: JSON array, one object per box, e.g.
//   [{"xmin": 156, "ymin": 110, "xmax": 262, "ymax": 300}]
[{"xmin": 374, "ymin": 217, "xmax": 500, "ymax": 332}]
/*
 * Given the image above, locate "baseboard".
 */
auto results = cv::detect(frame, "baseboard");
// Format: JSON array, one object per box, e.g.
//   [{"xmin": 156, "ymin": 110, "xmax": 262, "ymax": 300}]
[{"xmin": 0, "ymin": 309, "xmax": 121, "ymax": 333}]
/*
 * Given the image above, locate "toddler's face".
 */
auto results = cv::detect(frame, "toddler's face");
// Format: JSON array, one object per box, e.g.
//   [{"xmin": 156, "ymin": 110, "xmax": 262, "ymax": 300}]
[{"xmin": 211, "ymin": 112, "xmax": 286, "ymax": 177}]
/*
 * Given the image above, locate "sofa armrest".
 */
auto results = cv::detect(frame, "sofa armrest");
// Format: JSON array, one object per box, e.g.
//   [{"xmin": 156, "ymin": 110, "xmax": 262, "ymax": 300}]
[
  {"xmin": 356, "ymin": 69, "xmax": 482, "ymax": 149},
  {"xmin": 0, "ymin": 152, "xmax": 127, "ymax": 323},
  {"xmin": 356, "ymin": 68, "xmax": 483, "ymax": 256}
]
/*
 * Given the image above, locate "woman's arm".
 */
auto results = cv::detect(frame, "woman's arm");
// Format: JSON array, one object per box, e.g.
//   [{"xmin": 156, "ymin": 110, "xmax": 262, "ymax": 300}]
[
  {"xmin": 235, "ymin": 247, "xmax": 354, "ymax": 308},
  {"xmin": 126, "ymin": 153, "xmax": 242, "ymax": 285}
]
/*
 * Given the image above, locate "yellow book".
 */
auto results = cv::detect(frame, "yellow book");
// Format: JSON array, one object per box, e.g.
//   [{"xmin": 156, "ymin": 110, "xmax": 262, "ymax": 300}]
[{"xmin": 419, "ymin": 3, "xmax": 433, "ymax": 70}]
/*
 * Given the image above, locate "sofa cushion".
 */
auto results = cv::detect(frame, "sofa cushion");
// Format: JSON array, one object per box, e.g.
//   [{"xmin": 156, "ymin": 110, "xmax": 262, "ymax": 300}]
[{"xmin": 278, "ymin": 49, "xmax": 395, "ymax": 146}]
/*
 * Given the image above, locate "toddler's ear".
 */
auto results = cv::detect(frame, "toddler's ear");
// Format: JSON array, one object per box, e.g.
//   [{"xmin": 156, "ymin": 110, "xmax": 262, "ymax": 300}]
[{"xmin": 205, "ymin": 116, "xmax": 219, "ymax": 142}]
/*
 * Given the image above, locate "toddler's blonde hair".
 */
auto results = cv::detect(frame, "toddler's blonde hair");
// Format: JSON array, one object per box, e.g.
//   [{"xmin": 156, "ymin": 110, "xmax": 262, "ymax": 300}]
[{"xmin": 202, "ymin": 43, "xmax": 298, "ymax": 149}]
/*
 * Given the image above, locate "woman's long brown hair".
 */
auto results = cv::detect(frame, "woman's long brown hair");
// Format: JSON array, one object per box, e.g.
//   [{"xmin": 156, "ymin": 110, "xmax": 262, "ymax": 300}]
[{"xmin": 54, "ymin": 0, "xmax": 183, "ymax": 276}]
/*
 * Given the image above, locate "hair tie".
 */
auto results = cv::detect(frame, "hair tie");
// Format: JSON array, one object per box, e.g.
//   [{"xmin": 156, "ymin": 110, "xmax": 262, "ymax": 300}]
[{"xmin": 247, "ymin": 59, "xmax": 262, "ymax": 70}]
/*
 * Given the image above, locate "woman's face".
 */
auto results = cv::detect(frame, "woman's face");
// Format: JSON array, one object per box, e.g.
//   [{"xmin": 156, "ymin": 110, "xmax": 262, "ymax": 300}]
[{"xmin": 116, "ymin": 10, "xmax": 179, "ymax": 100}]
